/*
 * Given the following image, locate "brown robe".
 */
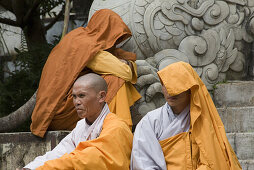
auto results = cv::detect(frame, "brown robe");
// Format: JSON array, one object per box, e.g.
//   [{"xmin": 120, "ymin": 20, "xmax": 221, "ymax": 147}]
[{"xmin": 31, "ymin": 9, "xmax": 138, "ymax": 137}]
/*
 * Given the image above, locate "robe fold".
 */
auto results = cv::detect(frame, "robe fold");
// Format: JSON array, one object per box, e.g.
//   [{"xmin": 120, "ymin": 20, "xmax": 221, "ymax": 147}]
[
  {"xmin": 131, "ymin": 103, "xmax": 190, "ymax": 169},
  {"xmin": 37, "ymin": 113, "xmax": 133, "ymax": 170},
  {"xmin": 25, "ymin": 104, "xmax": 133, "ymax": 170},
  {"xmin": 131, "ymin": 62, "xmax": 241, "ymax": 170},
  {"xmin": 87, "ymin": 51, "xmax": 141, "ymax": 128},
  {"xmin": 31, "ymin": 9, "xmax": 140, "ymax": 137}
]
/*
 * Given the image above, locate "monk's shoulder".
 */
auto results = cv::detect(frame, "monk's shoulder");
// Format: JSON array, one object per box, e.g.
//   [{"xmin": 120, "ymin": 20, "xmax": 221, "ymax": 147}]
[
  {"xmin": 102, "ymin": 113, "xmax": 130, "ymax": 131},
  {"xmin": 142, "ymin": 105, "xmax": 164, "ymax": 122}
]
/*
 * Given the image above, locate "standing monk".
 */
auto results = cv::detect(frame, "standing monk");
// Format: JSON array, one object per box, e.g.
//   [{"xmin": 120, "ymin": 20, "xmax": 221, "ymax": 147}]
[
  {"xmin": 23, "ymin": 73, "xmax": 133, "ymax": 169},
  {"xmin": 131, "ymin": 62, "xmax": 241, "ymax": 170},
  {"xmin": 31, "ymin": 9, "xmax": 141, "ymax": 137}
]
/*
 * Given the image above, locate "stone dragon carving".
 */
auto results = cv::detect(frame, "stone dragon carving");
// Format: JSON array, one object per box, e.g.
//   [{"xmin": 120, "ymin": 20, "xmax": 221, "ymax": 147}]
[{"xmin": 89, "ymin": 0, "xmax": 254, "ymax": 117}]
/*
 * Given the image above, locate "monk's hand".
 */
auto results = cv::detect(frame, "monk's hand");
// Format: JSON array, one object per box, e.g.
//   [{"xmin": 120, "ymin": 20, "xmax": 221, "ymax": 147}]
[
  {"xmin": 119, "ymin": 59, "xmax": 128, "ymax": 64},
  {"xmin": 120, "ymin": 59, "xmax": 134, "ymax": 72}
]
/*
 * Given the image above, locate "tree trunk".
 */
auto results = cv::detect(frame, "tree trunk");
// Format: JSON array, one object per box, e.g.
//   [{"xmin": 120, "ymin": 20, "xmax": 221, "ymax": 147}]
[
  {"xmin": 23, "ymin": 13, "xmax": 47, "ymax": 49},
  {"xmin": 0, "ymin": 91, "xmax": 37, "ymax": 132}
]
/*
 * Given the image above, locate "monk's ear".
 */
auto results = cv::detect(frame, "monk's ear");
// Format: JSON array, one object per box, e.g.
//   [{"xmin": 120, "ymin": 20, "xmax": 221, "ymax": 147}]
[{"xmin": 98, "ymin": 91, "xmax": 106, "ymax": 103}]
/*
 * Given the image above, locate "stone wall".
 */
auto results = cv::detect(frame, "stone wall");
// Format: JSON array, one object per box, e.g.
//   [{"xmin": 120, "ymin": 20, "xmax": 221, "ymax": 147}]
[
  {"xmin": 0, "ymin": 81, "xmax": 253, "ymax": 169},
  {"xmin": 214, "ymin": 81, "xmax": 254, "ymax": 169},
  {"xmin": 0, "ymin": 131, "xmax": 70, "ymax": 169}
]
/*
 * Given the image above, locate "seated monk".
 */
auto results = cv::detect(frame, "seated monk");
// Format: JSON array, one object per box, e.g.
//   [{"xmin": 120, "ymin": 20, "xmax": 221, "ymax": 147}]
[
  {"xmin": 31, "ymin": 9, "xmax": 141, "ymax": 137},
  {"xmin": 131, "ymin": 62, "xmax": 242, "ymax": 170},
  {"xmin": 23, "ymin": 73, "xmax": 133, "ymax": 170}
]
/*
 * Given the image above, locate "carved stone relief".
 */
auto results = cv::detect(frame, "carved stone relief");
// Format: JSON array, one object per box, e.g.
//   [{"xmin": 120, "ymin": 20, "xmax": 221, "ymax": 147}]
[{"xmin": 89, "ymin": 0, "xmax": 254, "ymax": 115}]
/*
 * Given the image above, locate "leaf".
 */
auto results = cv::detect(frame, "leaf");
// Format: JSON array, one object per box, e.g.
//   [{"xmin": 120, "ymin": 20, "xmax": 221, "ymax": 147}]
[{"xmin": 14, "ymin": 47, "xmax": 21, "ymax": 54}]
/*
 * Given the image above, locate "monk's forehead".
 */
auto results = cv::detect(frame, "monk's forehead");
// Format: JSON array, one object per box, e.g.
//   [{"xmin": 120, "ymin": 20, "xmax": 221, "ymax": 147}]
[{"xmin": 73, "ymin": 79, "xmax": 94, "ymax": 89}]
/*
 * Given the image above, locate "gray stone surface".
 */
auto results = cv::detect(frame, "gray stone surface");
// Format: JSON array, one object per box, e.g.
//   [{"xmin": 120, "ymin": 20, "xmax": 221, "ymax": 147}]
[
  {"xmin": 217, "ymin": 80, "xmax": 254, "ymax": 169},
  {"xmin": 214, "ymin": 81, "xmax": 254, "ymax": 107},
  {"xmin": 218, "ymin": 106, "xmax": 254, "ymax": 133},
  {"xmin": 239, "ymin": 160, "xmax": 254, "ymax": 170},
  {"xmin": 0, "ymin": 131, "xmax": 70, "ymax": 170},
  {"xmin": 89, "ymin": 0, "xmax": 254, "ymax": 115},
  {"xmin": 1, "ymin": 131, "xmax": 252, "ymax": 169},
  {"xmin": 227, "ymin": 133, "xmax": 254, "ymax": 160}
]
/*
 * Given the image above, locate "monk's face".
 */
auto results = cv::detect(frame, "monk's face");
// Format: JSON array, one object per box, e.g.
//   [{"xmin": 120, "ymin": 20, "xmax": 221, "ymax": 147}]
[
  {"xmin": 162, "ymin": 85, "xmax": 190, "ymax": 109},
  {"xmin": 72, "ymin": 82, "xmax": 103, "ymax": 122}
]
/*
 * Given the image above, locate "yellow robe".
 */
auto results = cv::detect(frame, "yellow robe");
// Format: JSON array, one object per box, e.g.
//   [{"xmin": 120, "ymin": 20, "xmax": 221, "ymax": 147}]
[
  {"xmin": 37, "ymin": 113, "xmax": 133, "ymax": 170},
  {"xmin": 87, "ymin": 50, "xmax": 141, "ymax": 128},
  {"xmin": 157, "ymin": 62, "xmax": 241, "ymax": 170}
]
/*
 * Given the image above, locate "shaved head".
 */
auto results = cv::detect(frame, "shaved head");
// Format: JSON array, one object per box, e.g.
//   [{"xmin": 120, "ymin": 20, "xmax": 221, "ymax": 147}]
[
  {"xmin": 74, "ymin": 73, "xmax": 108, "ymax": 93},
  {"xmin": 72, "ymin": 73, "xmax": 107, "ymax": 123}
]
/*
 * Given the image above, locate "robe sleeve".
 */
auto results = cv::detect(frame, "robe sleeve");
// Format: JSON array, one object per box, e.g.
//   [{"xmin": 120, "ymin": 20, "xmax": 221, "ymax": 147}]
[
  {"xmin": 129, "ymin": 60, "xmax": 137, "ymax": 84},
  {"xmin": 36, "ymin": 115, "xmax": 133, "ymax": 170},
  {"xmin": 24, "ymin": 131, "xmax": 75, "ymax": 170},
  {"xmin": 131, "ymin": 116, "xmax": 167, "ymax": 170},
  {"xmin": 87, "ymin": 51, "xmax": 135, "ymax": 82}
]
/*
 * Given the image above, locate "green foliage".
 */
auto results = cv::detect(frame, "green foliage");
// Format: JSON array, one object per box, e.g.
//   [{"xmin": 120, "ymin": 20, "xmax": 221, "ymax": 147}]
[
  {"xmin": 212, "ymin": 79, "xmax": 228, "ymax": 90},
  {"xmin": 0, "ymin": 43, "xmax": 56, "ymax": 119},
  {"xmin": 40, "ymin": 0, "xmax": 65, "ymax": 16}
]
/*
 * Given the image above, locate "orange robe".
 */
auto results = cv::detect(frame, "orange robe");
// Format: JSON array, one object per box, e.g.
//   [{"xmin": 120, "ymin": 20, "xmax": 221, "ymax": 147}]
[
  {"xmin": 87, "ymin": 51, "xmax": 141, "ymax": 128},
  {"xmin": 157, "ymin": 62, "xmax": 241, "ymax": 169},
  {"xmin": 30, "ymin": 9, "xmax": 140, "ymax": 137},
  {"xmin": 131, "ymin": 62, "xmax": 241, "ymax": 170},
  {"xmin": 37, "ymin": 113, "xmax": 133, "ymax": 170}
]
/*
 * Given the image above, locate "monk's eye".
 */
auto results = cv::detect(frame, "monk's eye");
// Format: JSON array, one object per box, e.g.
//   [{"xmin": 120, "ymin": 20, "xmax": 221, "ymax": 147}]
[
  {"xmin": 79, "ymin": 94, "xmax": 85, "ymax": 98},
  {"xmin": 72, "ymin": 94, "xmax": 76, "ymax": 99}
]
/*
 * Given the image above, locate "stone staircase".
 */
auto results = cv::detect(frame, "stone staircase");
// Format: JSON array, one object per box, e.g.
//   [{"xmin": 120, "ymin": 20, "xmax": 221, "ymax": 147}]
[
  {"xmin": 1, "ymin": 81, "xmax": 253, "ymax": 169},
  {"xmin": 214, "ymin": 81, "xmax": 254, "ymax": 170}
]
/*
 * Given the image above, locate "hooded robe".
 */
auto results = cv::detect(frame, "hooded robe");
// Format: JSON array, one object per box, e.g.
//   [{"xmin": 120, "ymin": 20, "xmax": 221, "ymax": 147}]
[
  {"xmin": 31, "ymin": 9, "xmax": 141, "ymax": 137},
  {"xmin": 131, "ymin": 62, "xmax": 241, "ymax": 170}
]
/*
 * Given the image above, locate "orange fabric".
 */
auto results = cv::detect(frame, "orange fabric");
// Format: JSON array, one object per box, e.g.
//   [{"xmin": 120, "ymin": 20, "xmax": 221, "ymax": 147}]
[
  {"xmin": 159, "ymin": 132, "xmax": 192, "ymax": 170},
  {"xmin": 157, "ymin": 62, "xmax": 241, "ymax": 170},
  {"xmin": 112, "ymin": 48, "xmax": 136, "ymax": 61},
  {"xmin": 37, "ymin": 113, "xmax": 133, "ymax": 170},
  {"xmin": 87, "ymin": 51, "xmax": 134, "ymax": 82},
  {"xmin": 108, "ymin": 82, "xmax": 141, "ymax": 128},
  {"xmin": 31, "ymin": 9, "xmax": 138, "ymax": 137},
  {"xmin": 87, "ymin": 51, "xmax": 141, "ymax": 128}
]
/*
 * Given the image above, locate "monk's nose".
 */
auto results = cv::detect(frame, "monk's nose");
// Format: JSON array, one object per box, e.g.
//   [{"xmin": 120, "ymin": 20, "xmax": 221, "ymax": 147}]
[{"xmin": 74, "ymin": 98, "xmax": 81, "ymax": 106}]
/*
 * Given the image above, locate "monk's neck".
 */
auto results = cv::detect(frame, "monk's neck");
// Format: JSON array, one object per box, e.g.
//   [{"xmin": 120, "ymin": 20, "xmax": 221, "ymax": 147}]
[{"xmin": 85, "ymin": 103, "xmax": 106, "ymax": 125}]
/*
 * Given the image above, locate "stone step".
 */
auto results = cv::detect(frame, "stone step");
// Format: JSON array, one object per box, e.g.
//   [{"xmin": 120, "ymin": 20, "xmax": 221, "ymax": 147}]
[
  {"xmin": 0, "ymin": 131, "xmax": 70, "ymax": 170},
  {"xmin": 227, "ymin": 133, "xmax": 254, "ymax": 160},
  {"xmin": 239, "ymin": 160, "xmax": 254, "ymax": 170},
  {"xmin": 213, "ymin": 81, "xmax": 254, "ymax": 107},
  {"xmin": 0, "ymin": 131, "xmax": 252, "ymax": 169},
  {"xmin": 217, "ymin": 106, "xmax": 254, "ymax": 133}
]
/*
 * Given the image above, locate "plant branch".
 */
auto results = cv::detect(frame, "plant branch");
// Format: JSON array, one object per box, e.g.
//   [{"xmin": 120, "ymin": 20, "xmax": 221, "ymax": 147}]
[
  {"xmin": 0, "ymin": 17, "xmax": 20, "ymax": 27},
  {"xmin": 2, "ymin": 69, "xmax": 14, "ymax": 75},
  {"xmin": 61, "ymin": 0, "xmax": 71, "ymax": 38},
  {"xmin": 0, "ymin": 0, "xmax": 13, "ymax": 12},
  {"xmin": 39, "ymin": 0, "xmax": 65, "ymax": 16},
  {"xmin": 44, "ymin": 7, "xmax": 64, "ymax": 31},
  {"xmin": 0, "ymin": 91, "xmax": 37, "ymax": 132},
  {"xmin": 23, "ymin": 0, "xmax": 42, "ymax": 25}
]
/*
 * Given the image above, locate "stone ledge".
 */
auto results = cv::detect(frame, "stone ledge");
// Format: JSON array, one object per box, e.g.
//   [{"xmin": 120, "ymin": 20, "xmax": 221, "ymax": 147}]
[
  {"xmin": 227, "ymin": 133, "xmax": 254, "ymax": 160},
  {"xmin": 213, "ymin": 81, "xmax": 254, "ymax": 107},
  {"xmin": 217, "ymin": 106, "xmax": 254, "ymax": 133},
  {"xmin": 1, "ymin": 131, "xmax": 253, "ymax": 169},
  {"xmin": 239, "ymin": 160, "xmax": 254, "ymax": 170},
  {"xmin": 0, "ymin": 131, "xmax": 70, "ymax": 170}
]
